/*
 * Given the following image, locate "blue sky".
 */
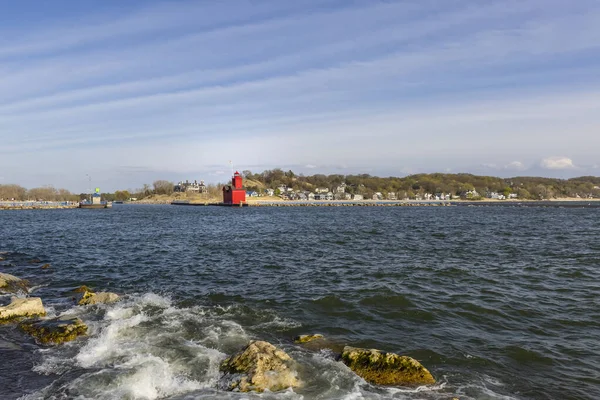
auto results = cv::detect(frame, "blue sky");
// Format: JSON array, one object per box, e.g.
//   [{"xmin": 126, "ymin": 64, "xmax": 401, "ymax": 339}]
[{"xmin": 1, "ymin": 0, "xmax": 599, "ymax": 191}]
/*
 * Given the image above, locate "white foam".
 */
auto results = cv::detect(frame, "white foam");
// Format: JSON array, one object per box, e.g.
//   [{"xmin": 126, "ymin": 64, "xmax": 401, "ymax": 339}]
[{"xmin": 76, "ymin": 310, "xmax": 147, "ymax": 368}]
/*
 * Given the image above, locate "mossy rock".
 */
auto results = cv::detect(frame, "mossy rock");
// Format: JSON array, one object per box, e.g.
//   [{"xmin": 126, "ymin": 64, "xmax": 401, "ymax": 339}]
[
  {"xmin": 0, "ymin": 273, "xmax": 29, "ymax": 294},
  {"xmin": 294, "ymin": 334, "xmax": 324, "ymax": 344},
  {"xmin": 20, "ymin": 316, "xmax": 87, "ymax": 344},
  {"xmin": 219, "ymin": 340, "xmax": 300, "ymax": 392},
  {"xmin": 75, "ymin": 290, "xmax": 120, "ymax": 305},
  {"xmin": 341, "ymin": 346, "xmax": 435, "ymax": 386},
  {"xmin": 73, "ymin": 285, "xmax": 92, "ymax": 293}
]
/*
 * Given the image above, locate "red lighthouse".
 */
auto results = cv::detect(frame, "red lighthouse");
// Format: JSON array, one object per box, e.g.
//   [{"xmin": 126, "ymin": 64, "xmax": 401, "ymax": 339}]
[{"xmin": 222, "ymin": 171, "xmax": 246, "ymax": 205}]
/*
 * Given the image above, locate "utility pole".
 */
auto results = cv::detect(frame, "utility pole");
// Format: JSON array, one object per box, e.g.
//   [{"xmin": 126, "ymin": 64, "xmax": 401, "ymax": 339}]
[{"xmin": 86, "ymin": 174, "xmax": 91, "ymax": 202}]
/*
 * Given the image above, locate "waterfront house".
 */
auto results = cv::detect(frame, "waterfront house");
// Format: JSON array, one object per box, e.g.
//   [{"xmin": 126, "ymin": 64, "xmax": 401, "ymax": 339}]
[
  {"xmin": 387, "ymin": 192, "xmax": 397, "ymax": 200},
  {"xmin": 265, "ymin": 188, "xmax": 274, "ymax": 196},
  {"xmin": 246, "ymin": 191, "xmax": 259, "ymax": 197},
  {"xmin": 308, "ymin": 192, "xmax": 315, "ymax": 201},
  {"xmin": 335, "ymin": 183, "xmax": 347, "ymax": 193},
  {"xmin": 326, "ymin": 192, "xmax": 334, "ymax": 201},
  {"xmin": 174, "ymin": 180, "xmax": 207, "ymax": 193},
  {"xmin": 353, "ymin": 194, "xmax": 363, "ymax": 201}
]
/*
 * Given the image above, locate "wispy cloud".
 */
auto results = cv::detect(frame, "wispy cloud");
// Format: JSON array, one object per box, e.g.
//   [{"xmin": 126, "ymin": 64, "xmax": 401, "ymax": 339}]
[{"xmin": 1, "ymin": 0, "xmax": 599, "ymax": 189}]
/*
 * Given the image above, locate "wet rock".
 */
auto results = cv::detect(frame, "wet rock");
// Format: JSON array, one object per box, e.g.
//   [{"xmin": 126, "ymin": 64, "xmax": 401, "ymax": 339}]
[
  {"xmin": 75, "ymin": 290, "xmax": 120, "ymax": 305},
  {"xmin": 20, "ymin": 316, "xmax": 87, "ymax": 344},
  {"xmin": 72, "ymin": 285, "xmax": 92, "ymax": 293},
  {"xmin": 219, "ymin": 340, "xmax": 300, "ymax": 392},
  {"xmin": 0, "ymin": 297, "xmax": 46, "ymax": 322},
  {"xmin": 294, "ymin": 334, "xmax": 324, "ymax": 344},
  {"xmin": 40, "ymin": 264, "xmax": 51, "ymax": 269},
  {"xmin": 341, "ymin": 346, "xmax": 435, "ymax": 386},
  {"xmin": 0, "ymin": 272, "xmax": 29, "ymax": 294}
]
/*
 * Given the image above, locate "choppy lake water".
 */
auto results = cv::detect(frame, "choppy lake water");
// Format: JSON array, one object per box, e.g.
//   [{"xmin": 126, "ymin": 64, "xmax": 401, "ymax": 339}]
[{"xmin": 1, "ymin": 205, "xmax": 599, "ymax": 400}]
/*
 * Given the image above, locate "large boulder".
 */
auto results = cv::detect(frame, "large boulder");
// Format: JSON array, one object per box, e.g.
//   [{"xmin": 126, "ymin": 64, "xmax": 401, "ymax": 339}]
[
  {"xmin": 0, "ymin": 297, "xmax": 46, "ymax": 322},
  {"xmin": 0, "ymin": 273, "xmax": 28, "ymax": 294},
  {"xmin": 341, "ymin": 346, "xmax": 435, "ymax": 386},
  {"xmin": 75, "ymin": 290, "xmax": 120, "ymax": 306},
  {"xmin": 20, "ymin": 316, "xmax": 87, "ymax": 344},
  {"xmin": 219, "ymin": 340, "xmax": 300, "ymax": 392}
]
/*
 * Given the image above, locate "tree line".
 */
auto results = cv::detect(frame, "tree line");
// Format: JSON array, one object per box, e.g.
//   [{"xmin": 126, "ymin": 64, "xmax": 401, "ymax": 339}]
[
  {"xmin": 241, "ymin": 170, "xmax": 600, "ymax": 200},
  {"xmin": 0, "ymin": 185, "xmax": 79, "ymax": 202},
  {"xmin": 3, "ymin": 173, "xmax": 599, "ymax": 202}
]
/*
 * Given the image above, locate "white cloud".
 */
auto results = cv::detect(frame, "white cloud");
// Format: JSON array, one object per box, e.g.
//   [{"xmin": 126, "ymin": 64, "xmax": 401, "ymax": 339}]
[
  {"xmin": 505, "ymin": 161, "xmax": 526, "ymax": 170},
  {"xmin": 539, "ymin": 157, "xmax": 576, "ymax": 170},
  {"xmin": 305, "ymin": 164, "xmax": 317, "ymax": 169}
]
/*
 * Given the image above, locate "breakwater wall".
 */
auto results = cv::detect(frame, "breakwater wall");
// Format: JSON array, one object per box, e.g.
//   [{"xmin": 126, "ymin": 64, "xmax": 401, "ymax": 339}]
[{"xmin": 0, "ymin": 201, "xmax": 79, "ymax": 210}]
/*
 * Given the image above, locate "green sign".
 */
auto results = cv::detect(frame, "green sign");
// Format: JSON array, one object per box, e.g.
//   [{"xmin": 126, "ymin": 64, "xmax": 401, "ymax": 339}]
[{"xmin": 95, "ymin": 188, "xmax": 100, "ymax": 193}]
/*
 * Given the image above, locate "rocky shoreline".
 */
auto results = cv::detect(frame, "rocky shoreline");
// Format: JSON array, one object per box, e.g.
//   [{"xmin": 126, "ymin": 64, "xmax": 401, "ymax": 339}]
[{"xmin": 0, "ymin": 267, "xmax": 450, "ymax": 396}]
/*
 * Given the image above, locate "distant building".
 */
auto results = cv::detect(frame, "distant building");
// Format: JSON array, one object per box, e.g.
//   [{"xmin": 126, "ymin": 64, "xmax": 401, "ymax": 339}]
[
  {"xmin": 265, "ymin": 189, "xmax": 274, "ymax": 196},
  {"xmin": 353, "ymin": 194, "xmax": 363, "ymax": 201},
  {"xmin": 315, "ymin": 188, "xmax": 329, "ymax": 194},
  {"xmin": 174, "ymin": 180, "xmax": 207, "ymax": 193},
  {"xmin": 335, "ymin": 183, "xmax": 347, "ymax": 193},
  {"xmin": 308, "ymin": 192, "xmax": 315, "ymax": 201},
  {"xmin": 277, "ymin": 185, "xmax": 287, "ymax": 194},
  {"xmin": 387, "ymin": 192, "xmax": 397, "ymax": 200}
]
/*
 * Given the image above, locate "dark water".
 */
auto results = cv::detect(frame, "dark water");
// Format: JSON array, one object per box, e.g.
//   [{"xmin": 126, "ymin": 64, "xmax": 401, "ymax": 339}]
[{"xmin": 0, "ymin": 205, "xmax": 598, "ymax": 400}]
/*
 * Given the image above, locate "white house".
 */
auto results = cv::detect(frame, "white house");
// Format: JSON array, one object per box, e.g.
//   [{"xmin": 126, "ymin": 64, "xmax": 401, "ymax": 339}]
[{"xmin": 353, "ymin": 194, "xmax": 364, "ymax": 201}]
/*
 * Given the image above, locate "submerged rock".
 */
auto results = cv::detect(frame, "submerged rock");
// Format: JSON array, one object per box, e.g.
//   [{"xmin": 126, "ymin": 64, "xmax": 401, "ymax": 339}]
[
  {"xmin": 20, "ymin": 316, "xmax": 87, "ymax": 344},
  {"xmin": 75, "ymin": 290, "xmax": 120, "ymax": 305},
  {"xmin": 341, "ymin": 346, "xmax": 435, "ymax": 386},
  {"xmin": 294, "ymin": 334, "xmax": 324, "ymax": 344},
  {"xmin": 72, "ymin": 285, "xmax": 92, "ymax": 293},
  {"xmin": 0, "ymin": 297, "xmax": 46, "ymax": 322},
  {"xmin": 219, "ymin": 340, "xmax": 300, "ymax": 392},
  {"xmin": 0, "ymin": 272, "xmax": 29, "ymax": 294}
]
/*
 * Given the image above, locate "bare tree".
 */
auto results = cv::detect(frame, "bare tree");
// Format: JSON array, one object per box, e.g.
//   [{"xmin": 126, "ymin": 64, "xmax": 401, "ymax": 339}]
[{"xmin": 153, "ymin": 180, "xmax": 174, "ymax": 195}]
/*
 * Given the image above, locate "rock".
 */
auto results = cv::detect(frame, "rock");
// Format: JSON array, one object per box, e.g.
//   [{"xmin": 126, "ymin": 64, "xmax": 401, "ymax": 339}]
[
  {"xmin": 0, "ymin": 297, "xmax": 46, "ymax": 322},
  {"xmin": 219, "ymin": 340, "xmax": 300, "ymax": 392},
  {"xmin": 28, "ymin": 259, "xmax": 42, "ymax": 264},
  {"xmin": 72, "ymin": 285, "xmax": 92, "ymax": 293},
  {"xmin": 294, "ymin": 334, "xmax": 324, "ymax": 344},
  {"xmin": 40, "ymin": 264, "xmax": 51, "ymax": 269},
  {"xmin": 75, "ymin": 290, "xmax": 120, "ymax": 305},
  {"xmin": 20, "ymin": 316, "xmax": 87, "ymax": 344},
  {"xmin": 341, "ymin": 346, "xmax": 435, "ymax": 386},
  {"xmin": 0, "ymin": 272, "xmax": 29, "ymax": 294}
]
